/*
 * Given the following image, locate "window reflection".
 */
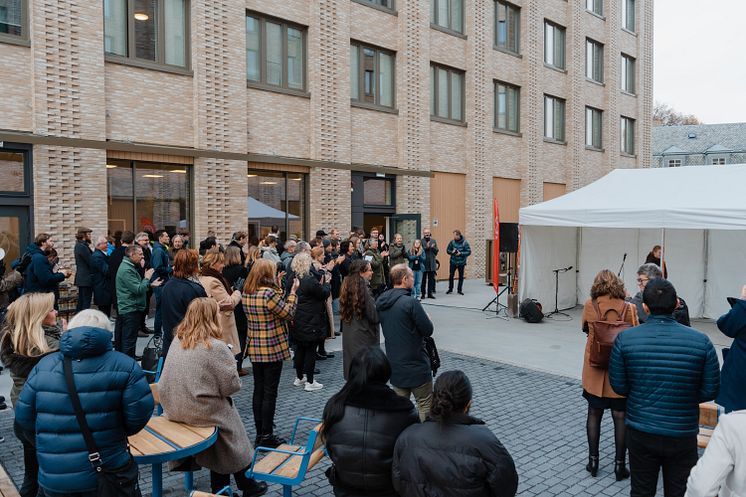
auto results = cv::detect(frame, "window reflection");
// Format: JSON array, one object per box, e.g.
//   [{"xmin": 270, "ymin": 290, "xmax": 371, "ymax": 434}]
[
  {"xmin": 134, "ymin": 0, "xmax": 157, "ymax": 61},
  {"xmin": 247, "ymin": 170, "xmax": 306, "ymax": 242},
  {"xmin": 0, "ymin": 151, "xmax": 25, "ymax": 193}
]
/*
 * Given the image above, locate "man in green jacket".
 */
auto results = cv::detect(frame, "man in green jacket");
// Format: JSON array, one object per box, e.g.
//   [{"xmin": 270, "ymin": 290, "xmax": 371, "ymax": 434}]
[{"xmin": 115, "ymin": 245, "xmax": 162, "ymax": 358}]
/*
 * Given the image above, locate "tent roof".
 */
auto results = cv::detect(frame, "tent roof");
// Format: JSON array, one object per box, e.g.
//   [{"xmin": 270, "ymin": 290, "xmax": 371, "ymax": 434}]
[
  {"xmin": 519, "ymin": 165, "xmax": 746, "ymax": 229},
  {"xmin": 248, "ymin": 197, "xmax": 299, "ymax": 219}
]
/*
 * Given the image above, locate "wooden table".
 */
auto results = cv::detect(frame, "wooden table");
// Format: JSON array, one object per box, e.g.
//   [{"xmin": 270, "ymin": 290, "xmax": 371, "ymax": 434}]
[{"xmin": 129, "ymin": 416, "xmax": 218, "ymax": 497}]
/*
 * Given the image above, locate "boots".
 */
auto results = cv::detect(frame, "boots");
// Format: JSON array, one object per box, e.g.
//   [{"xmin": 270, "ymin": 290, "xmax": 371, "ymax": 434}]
[
  {"xmin": 614, "ymin": 459, "xmax": 630, "ymax": 481},
  {"xmin": 585, "ymin": 455, "xmax": 599, "ymax": 477}
]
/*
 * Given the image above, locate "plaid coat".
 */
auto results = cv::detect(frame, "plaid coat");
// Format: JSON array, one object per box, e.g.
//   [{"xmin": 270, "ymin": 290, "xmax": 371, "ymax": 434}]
[{"xmin": 243, "ymin": 286, "xmax": 297, "ymax": 363}]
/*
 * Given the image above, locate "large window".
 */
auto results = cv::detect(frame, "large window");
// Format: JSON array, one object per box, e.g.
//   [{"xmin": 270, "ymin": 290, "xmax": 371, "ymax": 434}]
[
  {"xmin": 106, "ymin": 160, "xmax": 191, "ymax": 236},
  {"xmin": 586, "ymin": 38, "xmax": 604, "ymax": 83},
  {"xmin": 0, "ymin": 144, "xmax": 32, "ymax": 267},
  {"xmin": 621, "ymin": 116, "xmax": 635, "ymax": 155},
  {"xmin": 622, "ymin": 0, "xmax": 635, "ymax": 31},
  {"xmin": 350, "ymin": 42, "xmax": 395, "ymax": 108},
  {"xmin": 248, "ymin": 170, "xmax": 306, "ymax": 242},
  {"xmin": 430, "ymin": 64, "xmax": 465, "ymax": 122},
  {"xmin": 621, "ymin": 53, "xmax": 636, "ymax": 94},
  {"xmin": 544, "ymin": 95, "xmax": 565, "ymax": 142},
  {"xmin": 495, "ymin": 1, "xmax": 520, "ymax": 54},
  {"xmin": 585, "ymin": 107, "xmax": 603, "ymax": 149},
  {"xmin": 431, "ymin": 0, "xmax": 463, "ymax": 34},
  {"xmin": 246, "ymin": 13, "xmax": 306, "ymax": 92},
  {"xmin": 586, "ymin": 0, "xmax": 603, "ymax": 16},
  {"xmin": 544, "ymin": 21, "xmax": 565, "ymax": 69},
  {"xmin": 0, "ymin": 0, "xmax": 25, "ymax": 41},
  {"xmin": 104, "ymin": 0, "xmax": 189, "ymax": 68},
  {"xmin": 495, "ymin": 81, "xmax": 520, "ymax": 133}
]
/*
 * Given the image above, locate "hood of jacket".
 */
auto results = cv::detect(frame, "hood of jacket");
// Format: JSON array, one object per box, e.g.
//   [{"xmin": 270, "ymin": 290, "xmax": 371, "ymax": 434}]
[
  {"xmin": 375, "ymin": 287, "xmax": 410, "ymax": 312},
  {"xmin": 59, "ymin": 326, "xmax": 113, "ymax": 359},
  {"xmin": 25, "ymin": 243, "xmax": 43, "ymax": 257}
]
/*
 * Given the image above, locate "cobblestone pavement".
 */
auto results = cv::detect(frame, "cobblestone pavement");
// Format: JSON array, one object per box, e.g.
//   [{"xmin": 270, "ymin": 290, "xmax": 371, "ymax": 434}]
[{"xmin": 0, "ymin": 350, "xmax": 643, "ymax": 497}]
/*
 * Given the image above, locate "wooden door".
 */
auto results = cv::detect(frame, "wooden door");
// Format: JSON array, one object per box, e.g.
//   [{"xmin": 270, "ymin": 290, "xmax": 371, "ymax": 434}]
[
  {"xmin": 430, "ymin": 172, "xmax": 466, "ymax": 280},
  {"xmin": 492, "ymin": 177, "xmax": 521, "ymax": 222},
  {"xmin": 543, "ymin": 182, "xmax": 566, "ymax": 201}
]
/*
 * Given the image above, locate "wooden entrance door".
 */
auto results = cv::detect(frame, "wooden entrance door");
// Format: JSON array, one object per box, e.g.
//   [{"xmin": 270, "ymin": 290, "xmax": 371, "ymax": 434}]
[{"xmin": 430, "ymin": 172, "xmax": 466, "ymax": 280}]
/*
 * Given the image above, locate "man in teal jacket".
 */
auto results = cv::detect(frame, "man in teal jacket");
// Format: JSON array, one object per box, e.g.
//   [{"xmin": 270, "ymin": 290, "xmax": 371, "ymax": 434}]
[
  {"xmin": 446, "ymin": 229, "xmax": 471, "ymax": 295},
  {"xmin": 115, "ymin": 245, "xmax": 162, "ymax": 358}
]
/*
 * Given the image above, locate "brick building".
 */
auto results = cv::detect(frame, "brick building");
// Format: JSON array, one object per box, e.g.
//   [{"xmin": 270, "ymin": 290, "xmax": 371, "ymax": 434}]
[{"xmin": 0, "ymin": 0, "xmax": 652, "ymax": 278}]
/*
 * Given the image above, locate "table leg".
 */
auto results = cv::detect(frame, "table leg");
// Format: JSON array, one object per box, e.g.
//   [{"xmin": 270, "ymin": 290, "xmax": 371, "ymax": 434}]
[
  {"xmin": 184, "ymin": 471, "xmax": 194, "ymax": 492},
  {"xmin": 151, "ymin": 463, "xmax": 163, "ymax": 497}
]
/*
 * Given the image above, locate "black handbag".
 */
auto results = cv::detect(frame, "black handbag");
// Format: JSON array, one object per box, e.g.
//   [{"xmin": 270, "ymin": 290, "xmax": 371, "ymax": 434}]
[
  {"xmin": 140, "ymin": 335, "xmax": 162, "ymax": 383},
  {"xmin": 63, "ymin": 357, "xmax": 142, "ymax": 497},
  {"xmin": 424, "ymin": 336, "xmax": 441, "ymax": 377}
]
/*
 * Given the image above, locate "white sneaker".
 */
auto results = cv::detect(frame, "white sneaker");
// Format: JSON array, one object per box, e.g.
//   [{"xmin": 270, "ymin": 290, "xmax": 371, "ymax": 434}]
[
  {"xmin": 293, "ymin": 376, "xmax": 307, "ymax": 387},
  {"xmin": 304, "ymin": 381, "xmax": 324, "ymax": 392}
]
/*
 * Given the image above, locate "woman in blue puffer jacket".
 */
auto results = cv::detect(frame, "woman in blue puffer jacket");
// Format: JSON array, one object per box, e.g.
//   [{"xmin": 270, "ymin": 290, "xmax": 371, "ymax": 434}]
[{"xmin": 15, "ymin": 309, "xmax": 154, "ymax": 497}]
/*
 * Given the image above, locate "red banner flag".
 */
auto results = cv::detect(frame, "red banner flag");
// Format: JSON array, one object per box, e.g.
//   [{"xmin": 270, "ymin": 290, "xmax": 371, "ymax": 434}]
[{"xmin": 493, "ymin": 199, "xmax": 500, "ymax": 293}]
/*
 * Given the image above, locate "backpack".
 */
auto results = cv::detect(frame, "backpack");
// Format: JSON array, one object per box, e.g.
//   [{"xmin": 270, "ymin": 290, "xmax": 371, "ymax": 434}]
[
  {"xmin": 12, "ymin": 252, "xmax": 32, "ymax": 275},
  {"xmin": 519, "ymin": 299, "xmax": 544, "ymax": 323},
  {"xmin": 588, "ymin": 301, "xmax": 632, "ymax": 369}
]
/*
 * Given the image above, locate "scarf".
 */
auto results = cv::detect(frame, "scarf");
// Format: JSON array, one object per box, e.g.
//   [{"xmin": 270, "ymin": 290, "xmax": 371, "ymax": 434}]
[{"xmin": 201, "ymin": 266, "xmax": 232, "ymax": 294}]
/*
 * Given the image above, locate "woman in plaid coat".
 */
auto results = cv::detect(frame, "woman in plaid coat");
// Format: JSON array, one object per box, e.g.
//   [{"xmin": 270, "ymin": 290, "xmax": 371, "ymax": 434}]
[{"xmin": 243, "ymin": 259, "xmax": 299, "ymax": 449}]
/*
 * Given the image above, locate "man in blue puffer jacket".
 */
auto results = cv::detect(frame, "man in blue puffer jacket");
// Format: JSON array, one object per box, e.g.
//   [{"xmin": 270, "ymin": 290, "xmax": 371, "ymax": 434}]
[
  {"xmin": 15, "ymin": 313, "xmax": 154, "ymax": 497},
  {"xmin": 609, "ymin": 278, "xmax": 719, "ymax": 497}
]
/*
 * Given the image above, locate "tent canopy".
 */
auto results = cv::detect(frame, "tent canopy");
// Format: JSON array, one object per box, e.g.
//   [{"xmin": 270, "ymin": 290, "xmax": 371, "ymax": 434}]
[
  {"xmin": 248, "ymin": 196, "xmax": 299, "ymax": 220},
  {"xmin": 520, "ymin": 165, "xmax": 746, "ymax": 230}
]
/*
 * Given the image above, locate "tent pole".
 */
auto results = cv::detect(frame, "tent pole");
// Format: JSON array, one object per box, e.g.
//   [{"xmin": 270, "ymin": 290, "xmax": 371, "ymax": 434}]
[
  {"xmin": 576, "ymin": 227, "xmax": 582, "ymax": 306},
  {"xmin": 702, "ymin": 230, "xmax": 709, "ymax": 318},
  {"xmin": 660, "ymin": 228, "xmax": 666, "ymax": 277}
]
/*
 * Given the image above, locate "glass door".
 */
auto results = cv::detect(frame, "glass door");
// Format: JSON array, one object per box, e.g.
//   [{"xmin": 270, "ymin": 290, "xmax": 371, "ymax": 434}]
[
  {"xmin": 390, "ymin": 214, "xmax": 421, "ymax": 250},
  {"xmin": 0, "ymin": 206, "xmax": 30, "ymax": 267}
]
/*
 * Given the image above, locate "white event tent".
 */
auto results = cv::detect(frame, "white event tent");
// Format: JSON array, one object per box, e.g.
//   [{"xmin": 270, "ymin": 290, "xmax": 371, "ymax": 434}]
[{"xmin": 518, "ymin": 165, "xmax": 746, "ymax": 319}]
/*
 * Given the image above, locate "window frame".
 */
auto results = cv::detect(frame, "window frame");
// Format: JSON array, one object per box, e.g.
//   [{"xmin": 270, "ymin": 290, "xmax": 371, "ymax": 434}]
[
  {"xmin": 495, "ymin": 0, "xmax": 520, "ymax": 55},
  {"xmin": 246, "ymin": 11, "xmax": 308, "ymax": 95},
  {"xmin": 430, "ymin": 63, "xmax": 466, "ymax": 124},
  {"xmin": 543, "ymin": 20, "xmax": 566, "ymax": 70},
  {"xmin": 104, "ymin": 0, "xmax": 192, "ymax": 72},
  {"xmin": 620, "ymin": 116, "xmax": 635, "ymax": 155},
  {"xmin": 667, "ymin": 158, "xmax": 682, "ymax": 167},
  {"xmin": 622, "ymin": 0, "xmax": 635, "ymax": 32},
  {"xmin": 585, "ymin": 38, "xmax": 604, "ymax": 83},
  {"xmin": 585, "ymin": 106, "xmax": 603, "ymax": 150},
  {"xmin": 710, "ymin": 157, "xmax": 727, "ymax": 165},
  {"xmin": 0, "ymin": 0, "xmax": 28, "ymax": 46},
  {"xmin": 543, "ymin": 94, "xmax": 566, "ymax": 142},
  {"xmin": 620, "ymin": 53, "xmax": 636, "ymax": 94},
  {"xmin": 431, "ymin": 0, "xmax": 464, "ymax": 36},
  {"xmin": 350, "ymin": 41, "xmax": 397, "ymax": 110},
  {"xmin": 494, "ymin": 80, "xmax": 520, "ymax": 134},
  {"xmin": 247, "ymin": 169, "xmax": 309, "ymax": 241},
  {"xmin": 586, "ymin": 0, "xmax": 603, "ymax": 17},
  {"xmin": 351, "ymin": 0, "xmax": 397, "ymax": 14}
]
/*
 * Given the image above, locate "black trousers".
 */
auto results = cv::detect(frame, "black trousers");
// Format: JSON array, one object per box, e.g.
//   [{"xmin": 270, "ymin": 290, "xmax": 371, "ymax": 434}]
[
  {"xmin": 295, "ymin": 342, "xmax": 317, "ymax": 384},
  {"xmin": 14, "ymin": 421, "xmax": 39, "ymax": 497},
  {"xmin": 448, "ymin": 263, "xmax": 465, "ymax": 292},
  {"xmin": 251, "ymin": 361, "xmax": 283, "ymax": 436},
  {"xmin": 75, "ymin": 286, "xmax": 93, "ymax": 313},
  {"xmin": 627, "ymin": 427, "xmax": 698, "ymax": 497},
  {"xmin": 421, "ymin": 271, "xmax": 437, "ymax": 296},
  {"xmin": 97, "ymin": 304, "xmax": 111, "ymax": 318},
  {"xmin": 115, "ymin": 311, "xmax": 143, "ymax": 359},
  {"xmin": 210, "ymin": 466, "xmax": 254, "ymax": 494}
]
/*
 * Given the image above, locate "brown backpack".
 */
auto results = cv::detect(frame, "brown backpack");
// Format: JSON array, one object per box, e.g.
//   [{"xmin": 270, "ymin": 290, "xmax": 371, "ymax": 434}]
[{"xmin": 588, "ymin": 301, "xmax": 631, "ymax": 369}]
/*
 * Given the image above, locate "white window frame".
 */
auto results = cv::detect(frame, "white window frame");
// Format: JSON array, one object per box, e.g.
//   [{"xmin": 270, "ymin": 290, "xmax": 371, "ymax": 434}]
[
  {"xmin": 586, "ymin": 38, "xmax": 604, "ymax": 83},
  {"xmin": 622, "ymin": 0, "xmax": 635, "ymax": 31},
  {"xmin": 620, "ymin": 116, "xmax": 635, "ymax": 155},
  {"xmin": 586, "ymin": 0, "xmax": 603, "ymax": 16},
  {"xmin": 585, "ymin": 107, "xmax": 603, "ymax": 149},
  {"xmin": 620, "ymin": 53, "xmax": 636, "ymax": 94},
  {"xmin": 544, "ymin": 20, "xmax": 565, "ymax": 69},
  {"xmin": 544, "ymin": 95, "xmax": 566, "ymax": 142}
]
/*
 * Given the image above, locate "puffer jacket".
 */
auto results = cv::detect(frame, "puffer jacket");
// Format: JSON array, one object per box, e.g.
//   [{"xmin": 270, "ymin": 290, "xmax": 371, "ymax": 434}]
[
  {"xmin": 715, "ymin": 298, "xmax": 746, "ymax": 413},
  {"xmin": 324, "ymin": 383, "xmax": 419, "ymax": 497},
  {"xmin": 392, "ymin": 413, "xmax": 518, "ymax": 497},
  {"xmin": 292, "ymin": 273, "xmax": 330, "ymax": 343},
  {"xmin": 23, "ymin": 244, "xmax": 65, "ymax": 294},
  {"xmin": 446, "ymin": 236, "xmax": 472, "ymax": 267},
  {"xmin": 0, "ymin": 325, "xmax": 61, "ymax": 406},
  {"xmin": 15, "ymin": 326, "xmax": 154, "ymax": 494},
  {"xmin": 609, "ymin": 315, "xmax": 720, "ymax": 437}
]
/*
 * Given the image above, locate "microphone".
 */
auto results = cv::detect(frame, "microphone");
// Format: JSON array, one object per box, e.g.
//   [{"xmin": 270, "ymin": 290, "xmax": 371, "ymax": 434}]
[
  {"xmin": 622, "ymin": 253, "xmax": 627, "ymax": 261},
  {"xmin": 566, "ymin": 266, "xmax": 573, "ymax": 271}
]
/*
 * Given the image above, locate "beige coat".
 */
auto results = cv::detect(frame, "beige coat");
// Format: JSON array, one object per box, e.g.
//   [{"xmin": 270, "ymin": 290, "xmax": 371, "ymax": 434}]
[
  {"xmin": 581, "ymin": 295, "xmax": 639, "ymax": 398},
  {"xmin": 199, "ymin": 275, "xmax": 242, "ymax": 351},
  {"xmin": 159, "ymin": 337, "xmax": 252, "ymax": 474}
]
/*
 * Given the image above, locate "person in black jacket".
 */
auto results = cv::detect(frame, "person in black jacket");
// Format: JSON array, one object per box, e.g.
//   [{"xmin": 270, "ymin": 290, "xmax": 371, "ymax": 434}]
[
  {"xmin": 290, "ymin": 252, "xmax": 330, "ymax": 392},
  {"xmin": 322, "ymin": 346, "xmax": 419, "ymax": 497},
  {"xmin": 90, "ymin": 236, "xmax": 113, "ymax": 317},
  {"xmin": 223, "ymin": 245, "xmax": 249, "ymax": 375},
  {"xmin": 23, "ymin": 234, "xmax": 71, "ymax": 298},
  {"xmin": 73, "ymin": 227, "xmax": 94, "ymax": 312},
  {"xmin": 160, "ymin": 249, "xmax": 207, "ymax": 359},
  {"xmin": 392, "ymin": 370, "xmax": 519, "ymax": 497}
]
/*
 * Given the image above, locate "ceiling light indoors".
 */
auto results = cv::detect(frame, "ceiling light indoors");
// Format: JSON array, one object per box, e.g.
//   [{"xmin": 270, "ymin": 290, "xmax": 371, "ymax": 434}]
[
  {"xmin": 247, "ymin": 174, "xmax": 257, "ymax": 177},
  {"xmin": 260, "ymin": 181, "xmax": 277, "ymax": 185},
  {"xmin": 106, "ymin": 164, "xmax": 117, "ymax": 169},
  {"xmin": 134, "ymin": 12, "xmax": 149, "ymax": 21},
  {"xmin": 169, "ymin": 169, "xmax": 187, "ymax": 173},
  {"xmin": 143, "ymin": 174, "xmax": 164, "ymax": 178},
  {"xmin": 290, "ymin": 177, "xmax": 302, "ymax": 181}
]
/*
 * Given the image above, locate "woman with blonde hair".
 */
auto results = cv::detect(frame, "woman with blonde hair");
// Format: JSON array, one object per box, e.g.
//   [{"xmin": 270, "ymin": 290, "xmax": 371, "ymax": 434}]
[
  {"xmin": 0, "ymin": 292, "xmax": 61, "ymax": 497},
  {"xmin": 200, "ymin": 248, "xmax": 243, "ymax": 364},
  {"xmin": 246, "ymin": 245, "xmax": 261, "ymax": 273},
  {"xmin": 159, "ymin": 298, "xmax": 267, "ymax": 497},
  {"xmin": 243, "ymin": 259, "xmax": 299, "ymax": 448},
  {"xmin": 581, "ymin": 269, "xmax": 639, "ymax": 481}
]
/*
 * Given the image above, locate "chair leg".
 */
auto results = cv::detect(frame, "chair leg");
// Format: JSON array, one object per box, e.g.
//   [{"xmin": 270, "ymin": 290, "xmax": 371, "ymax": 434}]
[{"xmin": 283, "ymin": 485, "xmax": 293, "ymax": 497}]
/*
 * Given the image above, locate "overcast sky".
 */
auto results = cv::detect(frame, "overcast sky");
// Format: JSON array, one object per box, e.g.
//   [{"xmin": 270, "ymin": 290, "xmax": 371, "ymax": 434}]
[{"xmin": 655, "ymin": 0, "xmax": 746, "ymax": 124}]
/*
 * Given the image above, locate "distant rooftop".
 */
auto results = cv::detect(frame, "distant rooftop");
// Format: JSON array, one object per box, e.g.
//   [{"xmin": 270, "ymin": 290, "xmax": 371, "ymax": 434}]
[{"xmin": 652, "ymin": 122, "xmax": 746, "ymax": 155}]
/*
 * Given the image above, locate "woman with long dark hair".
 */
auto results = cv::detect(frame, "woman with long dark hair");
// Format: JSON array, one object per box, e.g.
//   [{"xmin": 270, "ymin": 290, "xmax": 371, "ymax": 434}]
[
  {"xmin": 393, "ymin": 370, "xmax": 518, "ymax": 497},
  {"xmin": 322, "ymin": 347, "xmax": 418, "ymax": 497},
  {"xmin": 340, "ymin": 260, "xmax": 378, "ymax": 379},
  {"xmin": 223, "ymin": 245, "xmax": 250, "ymax": 376}
]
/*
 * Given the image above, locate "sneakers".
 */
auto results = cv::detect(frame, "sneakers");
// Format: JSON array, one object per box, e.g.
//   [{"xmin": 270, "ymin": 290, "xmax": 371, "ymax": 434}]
[
  {"xmin": 304, "ymin": 381, "xmax": 324, "ymax": 392},
  {"xmin": 293, "ymin": 375, "xmax": 307, "ymax": 387}
]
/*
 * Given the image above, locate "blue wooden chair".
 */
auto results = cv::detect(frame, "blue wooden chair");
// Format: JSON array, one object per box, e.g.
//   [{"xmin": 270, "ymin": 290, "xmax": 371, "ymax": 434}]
[{"xmin": 246, "ymin": 417, "xmax": 326, "ymax": 497}]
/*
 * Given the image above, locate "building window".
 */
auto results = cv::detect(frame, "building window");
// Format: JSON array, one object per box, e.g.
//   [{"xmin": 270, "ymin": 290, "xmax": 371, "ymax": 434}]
[
  {"xmin": 544, "ymin": 21, "xmax": 565, "ymax": 69},
  {"xmin": 621, "ymin": 54, "xmax": 636, "ymax": 94},
  {"xmin": 351, "ymin": 42, "xmax": 395, "ymax": 108},
  {"xmin": 495, "ymin": 81, "xmax": 520, "ymax": 133},
  {"xmin": 363, "ymin": 177, "xmax": 394, "ymax": 206},
  {"xmin": 586, "ymin": 38, "xmax": 604, "ymax": 83},
  {"xmin": 622, "ymin": 0, "xmax": 635, "ymax": 31},
  {"xmin": 711, "ymin": 157, "xmax": 726, "ymax": 165},
  {"xmin": 0, "ymin": 144, "xmax": 33, "ymax": 268},
  {"xmin": 544, "ymin": 95, "xmax": 565, "ymax": 142},
  {"xmin": 0, "ymin": 0, "xmax": 25, "ymax": 41},
  {"xmin": 431, "ymin": 0, "xmax": 463, "ymax": 34},
  {"xmin": 104, "ymin": 0, "xmax": 189, "ymax": 68},
  {"xmin": 356, "ymin": 0, "xmax": 394, "ymax": 9},
  {"xmin": 495, "ymin": 1, "xmax": 520, "ymax": 54},
  {"xmin": 667, "ymin": 158, "xmax": 682, "ymax": 167},
  {"xmin": 586, "ymin": 0, "xmax": 603, "ymax": 16},
  {"xmin": 585, "ymin": 107, "xmax": 603, "ymax": 149},
  {"xmin": 246, "ymin": 13, "xmax": 306, "ymax": 92},
  {"xmin": 248, "ymin": 170, "xmax": 306, "ymax": 242},
  {"xmin": 106, "ymin": 160, "xmax": 192, "ymax": 236},
  {"xmin": 430, "ymin": 64, "xmax": 465, "ymax": 122},
  {"xmin": 621, "ymin": 117, "xmax": 635, "ymax": 155}
]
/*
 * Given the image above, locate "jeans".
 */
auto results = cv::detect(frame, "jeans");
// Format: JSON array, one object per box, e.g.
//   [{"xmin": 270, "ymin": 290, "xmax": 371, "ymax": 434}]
[
  {"xmin": 14, "ymin": 421, "xmax": 39, "ymax": 497},
  {"xmin": 332, "ymin": 298, "xmax": 340, "ymax": 315},
  {"xmin": 251, "ymin": 361, "xmax": 283, "ymax": 436},
  {"xmin": 448, "ymin": 263, "xmax": 465, "ymax": 292},
  {"xmin": 294, "ymin": 342, "xmax": 317, "ymax": 384},
  {"xmin": 115, "ymin": 311, "xmax": 143, "ymax": 359},
  {"xmin": 153, "ymin": 286, "xmax": 163, "ymax": 338},
  {"xmin": 627, "ymin": 427, "xmax": 698, "ymax": 497},
  {"xmin": 393, "ymin": 381, "xmax": 433, "ymax": 421},
  {"xmin": 421, "ymin": 271, "xmax": 437, "ymax": 297},
  {"xmin": 411, "ymin": 269, "xmax": 423, "ymax": 297},
  {"xmin": 75, "ymin": 286, "xmax": 92, "ymax": 313}
]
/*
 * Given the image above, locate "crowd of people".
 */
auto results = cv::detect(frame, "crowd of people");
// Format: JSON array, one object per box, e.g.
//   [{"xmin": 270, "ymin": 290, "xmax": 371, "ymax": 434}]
[{"xmin": 0, "ymin": 226, "xmax": 744, "ymax": 497}]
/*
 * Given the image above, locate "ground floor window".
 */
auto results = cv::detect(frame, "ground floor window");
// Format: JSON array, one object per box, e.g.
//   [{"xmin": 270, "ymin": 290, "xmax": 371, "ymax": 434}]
[
  {"xmin": 247, "ymin": 170, "xmax": 306, "ymax": 242},
  {"xmin": 106, "ymin": 159, "xmax": 191, "ymax": 237},
  {"xmin": 0, "ymin": 143, "xmax": 32, "ymax": 266}
]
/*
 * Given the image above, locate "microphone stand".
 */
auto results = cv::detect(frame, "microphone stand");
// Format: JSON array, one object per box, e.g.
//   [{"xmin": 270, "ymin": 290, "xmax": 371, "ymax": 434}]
[
  {"xmin": 545, "ymin": 267, "xmax": 572, "ymax": 319},
  {"xmin": 617, "ymin": 253, "xmax": 627, "ymax": 277}
]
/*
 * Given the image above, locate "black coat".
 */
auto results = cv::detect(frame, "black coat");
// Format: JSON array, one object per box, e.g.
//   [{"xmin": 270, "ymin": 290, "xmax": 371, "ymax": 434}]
[
  {"xmin": 90, "ymin": 249, "xmax": 112, "ymax": 306},
  {"xmin": 324, "ymin": 383, "xmax": 419, "ymax": 497},
  {"xmin": 393, "ymin": 414, "xmax": 518, "ymax": 497},
  {"xmin": 160, "ymin": 277, "xmax": 208, "ymax": 357},
  {"xmin": 223, "ymin": 264, "xmax": 249, "ymax": 336},
  {"xmin": 73, "ymin": 240, "xmax": 93, "ymax": 287},
  {"xmin": 292, "ymin": 274, "xmax": 330, "ymax": 344}
]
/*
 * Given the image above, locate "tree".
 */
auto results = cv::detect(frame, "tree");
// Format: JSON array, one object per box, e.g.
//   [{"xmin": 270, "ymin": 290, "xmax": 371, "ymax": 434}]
[{"xmin": 653, "ymin": 101, "xmax": 702, "ymax": 126}]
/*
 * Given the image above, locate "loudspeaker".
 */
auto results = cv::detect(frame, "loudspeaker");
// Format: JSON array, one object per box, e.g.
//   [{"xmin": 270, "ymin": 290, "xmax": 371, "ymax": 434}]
[{"xmin": 499, "ymin": 223, "xmax": 519, "ymax": 252}]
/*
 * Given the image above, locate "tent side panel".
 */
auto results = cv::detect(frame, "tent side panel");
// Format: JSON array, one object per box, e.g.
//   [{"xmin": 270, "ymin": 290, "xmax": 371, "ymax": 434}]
[
  {"xmin": 519, "ymin": 226, "xmax": 578, "ymax": 311},
  {"xmin": 705, "ymin": 230, "xmax": 746, "ymax": 319}
]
